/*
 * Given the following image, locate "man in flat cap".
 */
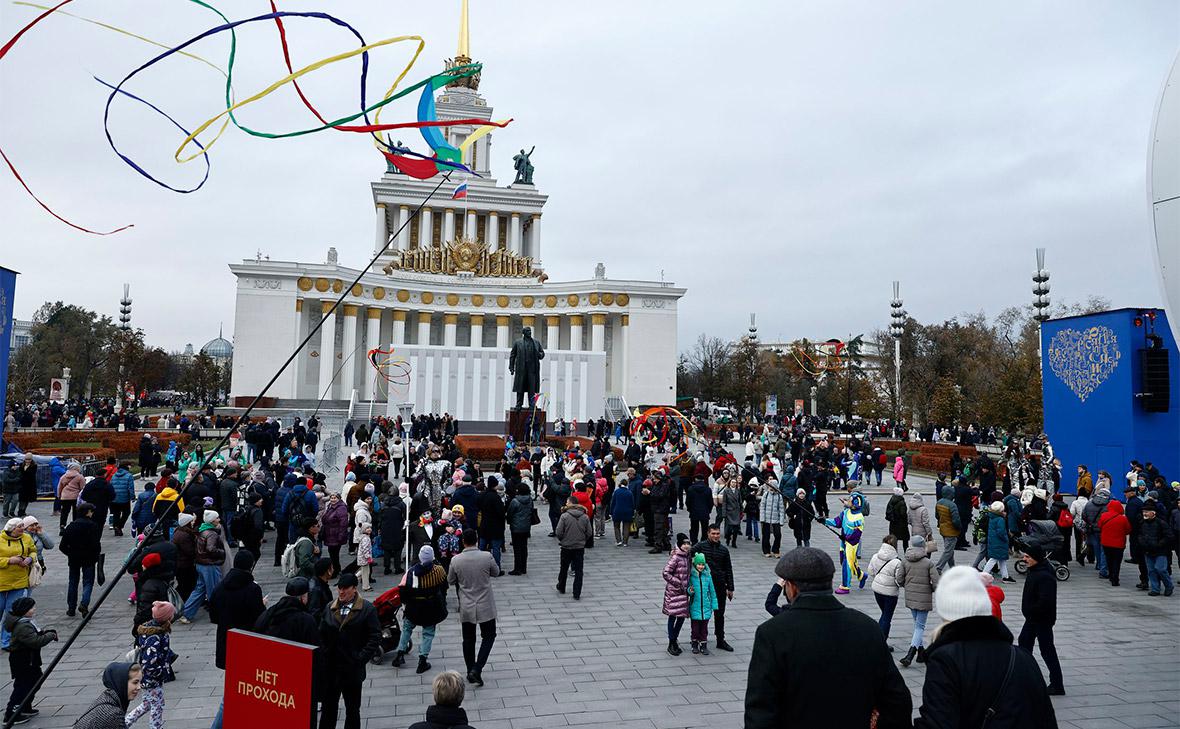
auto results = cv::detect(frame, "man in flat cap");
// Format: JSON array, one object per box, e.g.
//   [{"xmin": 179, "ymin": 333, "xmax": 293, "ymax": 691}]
[{"xmin": 744, "ymin": 547, "xmax": 911, "ymax": 729}]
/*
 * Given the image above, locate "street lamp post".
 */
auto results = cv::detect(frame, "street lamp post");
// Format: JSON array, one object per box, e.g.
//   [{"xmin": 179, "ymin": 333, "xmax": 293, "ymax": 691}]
[
  {"xmin": 116, "ymin": 284, "xmax": 132, "ymax": 412},
  {"xmin": 1033, "ymin": 249, "xmax": 1051, "ymax": 365},
  {"xmin": 889, "ymin": 281, "xmax": 905, "ymax": 423}
]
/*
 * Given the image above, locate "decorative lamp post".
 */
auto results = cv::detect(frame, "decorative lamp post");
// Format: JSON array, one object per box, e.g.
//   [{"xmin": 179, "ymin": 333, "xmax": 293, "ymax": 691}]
[
  {"xmin": 889, "ymin": 281, "xmax": 905, "ymax": 422},
  {"xmin": 809, "ymin": 385, "xmax": 818, "ymax": 417},
  {"xmin": 1033, "ymin": 249, "xmax": 1051, "ymax": 366},
  {"xmin": 117, "ymin": 284, "xmax": 132, "ymax": 410}
]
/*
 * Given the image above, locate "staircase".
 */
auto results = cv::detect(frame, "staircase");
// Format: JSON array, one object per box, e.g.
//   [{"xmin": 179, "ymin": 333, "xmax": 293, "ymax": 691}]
[{"xmin": 604, "ymin": 394, "xmax": 630, "ymax": 422}]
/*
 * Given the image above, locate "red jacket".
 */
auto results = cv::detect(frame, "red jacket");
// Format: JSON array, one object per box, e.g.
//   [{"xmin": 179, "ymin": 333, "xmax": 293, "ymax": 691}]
[
  {"xmin": 1098, "ymin": 501, "xmax": 1132, "ymax": 549},
  {"xmin": 986, "ymin": 584, "xmax": 1005, "ymax": 620},
  {"xmin": 572, "ymin": 489, "xmax": 594, "ymax": 519}
]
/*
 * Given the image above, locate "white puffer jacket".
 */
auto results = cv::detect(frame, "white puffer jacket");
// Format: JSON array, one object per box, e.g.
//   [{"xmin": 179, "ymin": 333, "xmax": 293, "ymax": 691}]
[{"xmin": 868, "ymin": 542, "xmax": 902, "ymax": 597}]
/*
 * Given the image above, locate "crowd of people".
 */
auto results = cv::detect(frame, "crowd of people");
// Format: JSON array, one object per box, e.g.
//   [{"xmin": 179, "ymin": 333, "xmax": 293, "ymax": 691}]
[{"xmin": 0, "ymin": 407, "xmax": 1172, "ymax": 728}]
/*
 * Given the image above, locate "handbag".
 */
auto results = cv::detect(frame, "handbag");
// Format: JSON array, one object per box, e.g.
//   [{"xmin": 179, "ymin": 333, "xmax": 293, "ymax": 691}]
[
  {"xmin": 530, "ymin": 507, "xmax": 541, "ymax": 526},
  {"xmin": 27, "ymin": 561, "xmax": 44, "ymax": 589},
  {"xmin": 167, "ymin": 584, "xmax": 183, "ymax": 615},
  {"xmin": 96, "ymin": 553, "xmax": 107, "ymax": 587}
]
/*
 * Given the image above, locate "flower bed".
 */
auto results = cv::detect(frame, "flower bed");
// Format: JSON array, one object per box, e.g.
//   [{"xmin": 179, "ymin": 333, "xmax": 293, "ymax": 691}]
[
  {"xmin": 29, "ymin": 446, "xmax": 117, "ymax": 462},
  {"xmin": 5, "ymin": 431, "xmax": 192, "ymax": 459},
  {"xmin": 454, "ymin": 435, "xmax": 506, "ymax": 461}
]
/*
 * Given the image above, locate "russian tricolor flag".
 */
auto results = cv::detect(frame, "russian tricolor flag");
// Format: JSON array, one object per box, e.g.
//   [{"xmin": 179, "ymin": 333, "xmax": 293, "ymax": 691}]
[{"xmin": 452, "ymin": 181, "xmax": 468, "ymax": 200}]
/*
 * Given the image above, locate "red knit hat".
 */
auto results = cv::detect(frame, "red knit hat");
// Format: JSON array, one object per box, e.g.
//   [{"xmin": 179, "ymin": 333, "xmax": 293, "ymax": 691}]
[{"xmin": 142, "ymin": 552, "xmax": 162, "ymax": 570}]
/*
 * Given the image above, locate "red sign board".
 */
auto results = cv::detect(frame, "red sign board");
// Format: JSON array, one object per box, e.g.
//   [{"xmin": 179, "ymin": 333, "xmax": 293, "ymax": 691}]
[{"xmin": 223, "ymin": 629, "xmax": 315, "ymax": 729}]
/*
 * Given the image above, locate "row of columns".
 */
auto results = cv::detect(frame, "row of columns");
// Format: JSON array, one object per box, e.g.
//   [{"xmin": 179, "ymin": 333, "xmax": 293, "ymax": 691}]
[
  {"xmin": 374, "ymin": 203, "xmax": 540, "ymax": 258},
  {"xmin": 301, "ymin": 300, "xmax": 618, "ymax": 401}
]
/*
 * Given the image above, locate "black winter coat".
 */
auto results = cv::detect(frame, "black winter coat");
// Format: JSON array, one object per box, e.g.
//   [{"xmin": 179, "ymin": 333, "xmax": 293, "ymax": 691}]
[
  {"xmin": 209, "ymin": 567, "xmax": 265, "ymax": 669},
  {"xmin": 59, "ymin": 516, "xmax": 102, "ymax": 567},
  {"xmin": 1138, "ymin": 517, "xmax": 1175, "ymax": 557},
  {"xmin": 476, "ymin": 489, "xmax": 506, "ymax": 541},
  {"xmin": 319, "ymin": 597, "xmax": 381, "ymax": 685},
  {"xmin": 691, "ymin": 539, "xmax": 734, "ymax": 591},
  {"xmin": 914, "ymin": 616, "xmax": 1057, "ymax": 729},
  {"xmin": 254, "ymin": 597, "xmax": 321, "ymax": 647},
  {"xmin": 745, "ymin": 593, "xmax": 911, "ymax": 729},
  {"xmin": 686, "ymin": 481, "xmax": 713, "ymax": 521},
  {"xmin": 1021, "ymin": 561, "xmax": 1057, "ymax": 626},
  {"xmin": 408, "ymin": 706, "xmax": 476, "ymax": 729},
  {"xmin": 379, "ymin": 496, "xmax": 406, "ymax": 549}
]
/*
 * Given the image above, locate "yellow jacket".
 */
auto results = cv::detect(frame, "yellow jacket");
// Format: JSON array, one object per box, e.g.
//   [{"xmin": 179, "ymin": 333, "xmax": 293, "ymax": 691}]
[{"xmin": 0, "ymin": 531, "xmax": 35, "ymax": 592}]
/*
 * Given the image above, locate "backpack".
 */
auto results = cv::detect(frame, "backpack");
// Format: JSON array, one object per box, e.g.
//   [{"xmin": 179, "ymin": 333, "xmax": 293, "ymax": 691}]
[
  {"xmin": 281, "ymin": 536, "xmax": 311, "ymax": 578},
  {"xmin": 1056, "ymin": 508, "xmax": 1074, "ymax": 529},
  {"xmin": 877, "ymin": 452, "xmax": 887, "ymax": 467},
  {"xmin": 233, "ymin": 505, "xmax": 256, "ymax": 542},
  {"xmin": 286, "ymin": 489, "xmax": 315, "ymax": 524}
]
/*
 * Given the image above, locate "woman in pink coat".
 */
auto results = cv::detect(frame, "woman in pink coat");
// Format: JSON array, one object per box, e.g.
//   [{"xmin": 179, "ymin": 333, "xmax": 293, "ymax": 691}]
[
  {"xmin": 893, "ymin": 449, "xmax": 908, "ymax": 492},
  {"xmin": 661, "ymin": 533, "xmax": 692, "ymax": 656},
  {"xmin": 56, "ymin": 463, "xmax": 86, "ymax": 531},
  {"xmin": 318, "ymin": 492, "xmax": 350, "ymax": 573}
]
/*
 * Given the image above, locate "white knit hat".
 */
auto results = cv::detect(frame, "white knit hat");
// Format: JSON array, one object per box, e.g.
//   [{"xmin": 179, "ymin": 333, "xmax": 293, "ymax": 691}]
[
  {"xmin": 934, "ymin": 566, "xmax": 994, "ymax": 622},
  {"xmin": 892, "ymin": 487, "xmax": 903, "ymax": 495},
  {"xmin": 203, "ymin": 510, "xmax": 220, "ymax": 524},
  {"xmin": 989, "ymin": 501, "xmax": 1004, "ymax": 513},
  {"xmin": 178, "ymin": 513, "xmax": 196, "ymax": 527}
]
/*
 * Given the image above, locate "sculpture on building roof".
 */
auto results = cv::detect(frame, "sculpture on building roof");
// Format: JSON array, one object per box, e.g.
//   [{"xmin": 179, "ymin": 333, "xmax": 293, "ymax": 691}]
[{"xmin": 513, "ymin": 146, "xmax": 535, "ymax": 185}]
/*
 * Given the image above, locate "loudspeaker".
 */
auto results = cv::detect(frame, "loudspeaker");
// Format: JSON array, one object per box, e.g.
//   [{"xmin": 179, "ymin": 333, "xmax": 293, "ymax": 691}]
[{"xmin": 1139, "ymin": 348, "xmax": 1170, "ymax": 412}]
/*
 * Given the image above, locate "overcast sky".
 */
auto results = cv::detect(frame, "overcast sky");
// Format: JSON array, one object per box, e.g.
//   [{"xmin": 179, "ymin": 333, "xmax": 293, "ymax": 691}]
[{"xmin": 1, "ymin": 1, "xmax": 1177, "ymax": 352}]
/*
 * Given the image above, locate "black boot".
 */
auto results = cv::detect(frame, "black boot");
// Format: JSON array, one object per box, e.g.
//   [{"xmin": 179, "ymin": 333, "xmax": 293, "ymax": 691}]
[
  {"xmin": 390, "ymin": 650, "xmax": 405, "ymax": 667},
  {"xmin": 667, "ymin": 639, "xmax": 682, "ymax": 656},
  {"xmin": 416, "ymin": 655, "xmax": 431, "ymax": 674},
  {"xmin": 915, "ymin": 646, "xmax": 927, "ymax": 664},
  {"xmin": 899, "ymin": 647, "xmax": 917, "ymax": 667},
  {"xmin": 691, "ymin": 641, "xmax": 700, "ymax": 654}
]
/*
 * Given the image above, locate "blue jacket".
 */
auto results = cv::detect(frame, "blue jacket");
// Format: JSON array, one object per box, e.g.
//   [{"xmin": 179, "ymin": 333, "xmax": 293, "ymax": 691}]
[
  {"xmin": 686, "ymin": 481, "xmax": 714, "ymax": 521},
  {"xmin": 273, "ymin": 483, "xmax": 293, "ymax": 524},
  {"xmin": 610, "ymin": 484, "xmax": 635, "ymax": 522},
  {"xmin": 281, "ymin": 484, "xmax": 318, "ymax": 523},
  {"xmin": 110, "ymin": 468, "xmax": 136, "ymax": 503},
  {"xmin": 687, "ymin": 565, "xmax": 718, "ymax": 620},
  {"xmin": 1003, "ymin": 494, "xmax": 1023, "ymax": 534},
  {"xmin": 131, "ymin": 488, "xmax": 157, "ymax": 531},
  {"xmin": 987, "ymin": 511, "xmax": 1010, "ymax": 560}
]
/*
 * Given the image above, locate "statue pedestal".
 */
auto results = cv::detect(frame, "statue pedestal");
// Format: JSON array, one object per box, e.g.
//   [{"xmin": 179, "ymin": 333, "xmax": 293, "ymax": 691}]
[{"xmin": 505, "ymin": 408, "xmax": 546, "ymax": 445}]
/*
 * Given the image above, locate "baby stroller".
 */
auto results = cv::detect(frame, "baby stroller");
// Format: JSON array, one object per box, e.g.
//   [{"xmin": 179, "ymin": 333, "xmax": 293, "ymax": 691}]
[
  {"xmin": 1013, "ymin": 520, "xmax": 1071, "ymax": 581},
  {"xmin": 369, "ymin": 585, "xmax": 404, "ymax": 664}
]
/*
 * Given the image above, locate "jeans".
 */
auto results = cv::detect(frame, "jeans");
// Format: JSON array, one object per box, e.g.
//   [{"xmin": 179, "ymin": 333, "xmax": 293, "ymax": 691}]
[
  {"xmin": 510, "ymin": 533, "xmax": 529, "ymax": 573},
  {"xmin": 744, "ymin": 517, "xmax": 760, "ymax": 540},
  {"xmin": 0, "ymin": 589, "xmax": 28, "ymax": 648},
  {"xmin": 667, "ymin": 616, "xmax": 685, "ymax": 640},
  {"xmin": 760, "ymin": 523, "xmax": 781, "ymax": 555},
  {"xmin": 480, "ymin": 537, "xmax": 503, "ymax": 569},
  {"xmin": 874, "ymin": 592, "xmax": 898, "ymax": 639},
  {"xmin": 318, "ymin": 679, "xmax": 362, "ymax": 729},
  {"xmin": 613, "ymin": 519, "xmax": 630, "ymax": 545},
  {"xmin": 1146, "ymin": 554, "xmax": 1174, "ymax": 593},
  {"xmin": 183, "ymin": 564, "xmax": 222, "ymax": 619},
  {"xmin": 981, "ymin": 557, "xmax": 1009, "ymax": 579},
  {"xmin": 67, "ymin": 563, "xmax": 95, "ymax": 611},
  {"xmin": 936, "ymin": 536, "xmax": 957, "ymax": 571},
  {"xmin": 909, "ymin": 608, "xmax": 929, "ymax": 648},
  {"xmin": 461, "ymin": 619, "xmax": 496, "ymax": 674},
  {"xmin": 558, "ymin": 547, "xmax": 584, "ymax": 598},
  {"xmin": 396, "ymin": 618, "xmax": 436, "ymax": 656},
  {"xmin": 2, "ymin": 493, "xmax": 17, "ymax": 517},
  {"xmin": 1018, "ymin": 621, "xmax": 1063, "ymax": 690},
  {"xmin": 1088, "ymin": 533, "xmax": 1108, "ymax": 576}
]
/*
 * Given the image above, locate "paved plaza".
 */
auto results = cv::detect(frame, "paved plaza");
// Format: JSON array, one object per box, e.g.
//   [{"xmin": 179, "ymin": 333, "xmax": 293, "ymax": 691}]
[{"xmin": 12, "ymin": 472, "xmax": 1180, "ymax": 729}]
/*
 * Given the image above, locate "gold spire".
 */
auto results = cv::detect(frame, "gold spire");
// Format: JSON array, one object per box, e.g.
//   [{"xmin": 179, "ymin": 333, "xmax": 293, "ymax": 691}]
[{"xmin": 457, "ymin": 0, "xmax": 470, "ymax": 61}]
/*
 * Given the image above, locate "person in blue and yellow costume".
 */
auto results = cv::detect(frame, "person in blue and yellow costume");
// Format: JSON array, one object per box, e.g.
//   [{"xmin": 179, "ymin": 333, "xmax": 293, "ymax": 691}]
[{"xmin": 826, "ymin": 491, "xmax": 866, "ymax": 594}]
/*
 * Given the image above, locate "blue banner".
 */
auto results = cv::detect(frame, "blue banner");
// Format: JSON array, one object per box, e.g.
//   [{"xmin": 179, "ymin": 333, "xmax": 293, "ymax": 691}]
[{"xmin": 0, "ymin": 267, "xmax": 16, "ymax": 426}]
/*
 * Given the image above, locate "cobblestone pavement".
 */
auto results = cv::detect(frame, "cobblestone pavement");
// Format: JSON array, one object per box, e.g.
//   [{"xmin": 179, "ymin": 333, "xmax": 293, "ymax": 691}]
[{"xmin": 12, "ymin": 472, "xmax": 1179, "ymax": 728}]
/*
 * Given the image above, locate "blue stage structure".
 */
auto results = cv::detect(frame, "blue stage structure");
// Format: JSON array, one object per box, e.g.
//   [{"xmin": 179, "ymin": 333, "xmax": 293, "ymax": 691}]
[
  {"xmin": 0, "ymin": 266, "xmax": 17, "ymax": 424},
  {"xmin": 1042, "ymin": 308, "xmax": 1178, "ymax": 497}
]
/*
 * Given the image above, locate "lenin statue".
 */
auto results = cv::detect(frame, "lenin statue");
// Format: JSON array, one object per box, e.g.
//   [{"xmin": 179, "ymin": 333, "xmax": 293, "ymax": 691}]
[{"xmin": 509, "ymin": 326, "xmax": 545, "ymax": 409}]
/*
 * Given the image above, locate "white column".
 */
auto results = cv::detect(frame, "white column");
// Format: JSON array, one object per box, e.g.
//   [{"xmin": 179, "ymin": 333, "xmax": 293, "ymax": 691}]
[
  {"xmin": 470, "ymin": 314, "xmax": 484, "ymax": 348},
  {"xmin": 374, "ymin": 203, "xmax": 387, "ymax": 254},
  {"xmin": 397, "ymin": 206, "xmax": 411, "ymax": 251},
  {"xmin": 545, "ymin": 315, "xmax": 560, "ymax": 351},
  {"xmin": 488, "ymin": 212, "xmax": 500, "ymax": 249},
  {"xmin": 339, "ymin": 305, "xmax": 359, "ymax": 397},
  {"xmin": 291, "ymin": 299, "xmax": 305, "ymax": 397},
  {"xmin": 444, "ymin": 313, "xmax": 458, "ymax": 347},
  {"xmin": 466, "ymin": 211, "xmax": 477, "ymax": 242},
  {"xmin": 443, "ymin": 208, "xmax": 455, "ymax": 244},
  {"xmin": 317, "ymin": 302, "xmax": 337, "ymax": 399},
  {"xmin": 528, "ymin": 213, "xmax": 541, "ymax": 260},
  {"xmin": 418, "ymin": 311, "xmax": 432, "ymax": 345},
  {"xmin": 569, "ymin": 315, "xmax": 584, "ymax": 352},
  {"xmin": 509, "ymin": 213, "xmax": 522, "ymax": 255},
  {"xmin": 621, "ymin": 314, "xmax": 630, "ymax": 397},
  {"xmin": 363, "ymin": 308, "xmax": 381, "ymax": 400},
  {"xmin": 590, "ymin": 313, "xmax": 606, "ymax": 352},
  {"xmin": 392, "ymin": 310, "xmax": 407, "ymax": 344},
  {"xmin": 419, "ymin": 207, "xmax": 434, "ymax": 248},
  {"xmin": 495, "ymin": 315, "xmax": 510, "ymax": 349}
]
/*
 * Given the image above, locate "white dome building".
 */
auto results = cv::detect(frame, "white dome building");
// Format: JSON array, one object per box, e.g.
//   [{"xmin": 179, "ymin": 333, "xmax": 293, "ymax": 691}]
[{"xmin": 200, "ymin": 327, "xmax": 233, "ymax": 365}]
